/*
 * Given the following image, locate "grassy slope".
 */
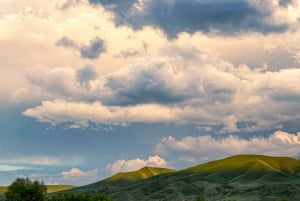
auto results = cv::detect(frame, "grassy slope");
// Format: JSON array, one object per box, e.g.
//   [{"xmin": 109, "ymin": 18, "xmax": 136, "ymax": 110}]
[
  {"xmin": 57, "ymin": 155, "xmax": 300, "ymax": 201},
  {"xmin": 105, "ymin": 166, "xmax": 176, "ymax": 182},
  {"xmin": 187, "ymin": 154, "xmax": 300, "ymax": 174},
  {"xmin": 63, "ymin": 166, "xmax": 175, "ymax": 195},
  {"xmin": 0, "ymin": 185, "xmax": 74, "ymax": 195}
]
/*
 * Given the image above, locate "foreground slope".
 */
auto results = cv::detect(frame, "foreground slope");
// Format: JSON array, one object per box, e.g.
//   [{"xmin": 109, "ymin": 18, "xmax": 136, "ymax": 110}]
[{"xmin": 62, "ymin": 155, "xmax": 300, "ymax": 201}]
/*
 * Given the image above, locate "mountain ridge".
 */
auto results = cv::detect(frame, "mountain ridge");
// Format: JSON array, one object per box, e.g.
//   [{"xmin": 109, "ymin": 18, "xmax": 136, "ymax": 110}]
[{"xmin": 59, "ymin": 154, "xmax": 300, "ymax": 201}]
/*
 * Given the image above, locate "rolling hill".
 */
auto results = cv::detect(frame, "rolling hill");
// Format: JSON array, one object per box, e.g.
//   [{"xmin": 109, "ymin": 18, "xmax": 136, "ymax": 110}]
[{"xmin": 55, "ymin": 155, "xmax": 300, "ymax": 201}]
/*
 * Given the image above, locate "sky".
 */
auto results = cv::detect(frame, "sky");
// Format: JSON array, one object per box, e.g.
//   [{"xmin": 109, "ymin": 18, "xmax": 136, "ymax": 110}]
[{"xmin": 0, "ymin": 0, "xmax": 300, "ymax": 186}]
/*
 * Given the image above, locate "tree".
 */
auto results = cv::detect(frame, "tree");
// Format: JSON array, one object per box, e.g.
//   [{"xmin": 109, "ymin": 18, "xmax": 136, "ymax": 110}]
[
  {"xmin": 5, "ymin": 178, "xmax": 47, "ymax": 201},
  {"xmin": 47, "ymin": 193, "xmax": 113, "ymax": 201}
]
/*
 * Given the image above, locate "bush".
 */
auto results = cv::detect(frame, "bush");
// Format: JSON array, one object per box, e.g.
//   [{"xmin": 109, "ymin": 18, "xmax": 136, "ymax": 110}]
[
  {"xmin": 5, "ymin": 178, "xmax": 47, "ymax": 201},
  {"xmin": 47, "ymin": 193, "xmax": 113, "ymax": 201}
]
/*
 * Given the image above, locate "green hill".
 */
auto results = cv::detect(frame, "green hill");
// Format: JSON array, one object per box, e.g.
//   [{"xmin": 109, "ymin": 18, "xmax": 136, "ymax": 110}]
[
  {"xmin": 57, "ymin": 155, "xmax": 300, "ymax": 201},
  {"xmin": 187, "ymin": 154, "xmax": 300, "ymax": 174},
  {"xmin": 105, "ymin": 166, "xmax": 176, "ymax": 182}
]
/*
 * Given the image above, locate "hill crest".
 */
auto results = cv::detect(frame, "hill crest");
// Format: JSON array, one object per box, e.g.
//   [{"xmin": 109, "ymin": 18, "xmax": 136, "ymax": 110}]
[{"xmin": 105, "ymin": 166, "xmax": 175, "ymax": 182}]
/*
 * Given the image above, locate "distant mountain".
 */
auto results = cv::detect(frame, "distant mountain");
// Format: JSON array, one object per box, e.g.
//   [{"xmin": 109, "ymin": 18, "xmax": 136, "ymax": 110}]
[{"xmin": 60, "ymin": 155, "xmax": 300, "ymax": 201}]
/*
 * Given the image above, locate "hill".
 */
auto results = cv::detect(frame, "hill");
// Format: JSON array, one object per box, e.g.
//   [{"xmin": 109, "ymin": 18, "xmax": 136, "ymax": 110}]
[
  {"xmin": 105, "ymin": 166, "xmax": 176, "ymax": 182},
  {"xmin": 56, "ymin": 155, "xmax": 300, "ymax": 201}
]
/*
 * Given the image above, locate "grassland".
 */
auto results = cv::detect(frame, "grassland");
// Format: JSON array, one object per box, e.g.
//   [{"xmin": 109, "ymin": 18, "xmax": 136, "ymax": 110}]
[
  {"xmin": 0, "ymin": 185, "xmax": 74, "ymax": 195},
  {"xmin": 61, "ymin": 154, "xmax": 300, "ymax": 201}
]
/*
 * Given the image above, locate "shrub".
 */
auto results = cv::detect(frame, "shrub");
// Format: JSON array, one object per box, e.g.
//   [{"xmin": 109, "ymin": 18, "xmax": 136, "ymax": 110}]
[
  {"xmin": 5, "ymin": 178, "xmax": 47, "ymax": 201},
  {"xmin": 47, "ymin": 193, "xmax": 113, "ymax": 201}
]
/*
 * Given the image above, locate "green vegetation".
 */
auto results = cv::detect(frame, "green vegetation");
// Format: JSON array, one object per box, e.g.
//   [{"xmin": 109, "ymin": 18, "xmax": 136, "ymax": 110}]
[
  {"xmin": 0, "ymin": 185, "xmax": 74, "ymax": 195},
  {"xmin": 47, "ymin": 193, "xmax": 112, "ymax": 201},
  {"xmin": 4, "ymin": 178, "xmax": 46, "ymax": 201},
  {"xmin": 105, "ymin": 166, "xmax": 175, "ymax": 182},
  {"xmin": 46, "ymin": 185, "xmax": 75, "ymax": 193},
  {"xmin": 62, "ymin": 155, "xmax": 300, "ymax": 201},
  {"xmin": 1, "ymin": 155, "xmax": 299, "ymax": 201},
  {"xmin": 0, "ymin": 178, "xmax": 111, "ymax": 201},
  {"xmin": 186, "ymin": 154, "xmax": 300, "ymax": 174}
]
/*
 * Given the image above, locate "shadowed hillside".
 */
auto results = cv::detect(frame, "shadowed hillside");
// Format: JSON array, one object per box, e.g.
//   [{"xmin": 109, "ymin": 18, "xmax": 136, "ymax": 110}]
[{"xmin": 56, "ymin": 155, "xmax": 300, "ymax": 201}]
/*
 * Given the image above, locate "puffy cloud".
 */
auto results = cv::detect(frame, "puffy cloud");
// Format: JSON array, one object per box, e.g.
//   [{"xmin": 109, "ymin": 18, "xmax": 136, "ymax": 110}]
[
  {"xmin": 21, "ymin": 48, "xmax": 300, "ymax": 132},
  {"xmin": 105, "ymin": 58, "xmax": 190, "ymax": 105},
  {"xmin": 29, "ymin": 167, "xmax": 100, "ymax": 185},
  {"xmin": 106, "ymin": 155, "xmax": 167, "ymax": 173},
  {"xmin": 22, "ymin": 99, "xmax": 176, "ymax": 127},
  {"xmin": 61, "ymin": 167, "xmax": 98, "ymax": 178},
  {"xmin": 89, "ymin": 0, "xmax": 300, "ymax": 38},
  {"xmin": 155, "ymin": 130, "xmax": 300, "ymax": 162},
  {"xmin": 80, "ymin": 37, "xmax": 106, "ymax": 59}
]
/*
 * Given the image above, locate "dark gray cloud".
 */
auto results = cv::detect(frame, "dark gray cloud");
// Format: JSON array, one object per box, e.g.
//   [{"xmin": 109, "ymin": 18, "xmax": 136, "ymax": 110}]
[
  {"xmin": 279, "ymin": 0, "xmax": 293, "ymax": 7},
  {"xmin": 105, "ymin": 66, "xmax": 187, "ymax": 106},
  {"xmin": 76, "ymin": 64, "xmax": 98, "ymax": 88},
  {"xmin": 55, "ymin": 36, "xmax": 78, "ymax": 48},
  {"xmin": 80, "ymin": 37, "xmax": 106, "ymax": 59},
  {"xmin": 88, "ymin": 0, "xmax": 288, "ymax": 38},
  {"xmin": 106, "ymin": 77, "xmax": 185, "ymax": 106}
]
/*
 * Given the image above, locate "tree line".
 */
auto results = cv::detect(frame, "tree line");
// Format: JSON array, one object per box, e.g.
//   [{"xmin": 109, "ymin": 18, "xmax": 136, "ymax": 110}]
[{"xmin": 1, "ymin": 178, "xmax": 112, "ymax": 201}]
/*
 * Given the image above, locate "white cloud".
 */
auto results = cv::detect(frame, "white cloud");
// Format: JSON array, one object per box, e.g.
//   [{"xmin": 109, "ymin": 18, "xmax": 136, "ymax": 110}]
[
  {"xmin": 61, "ymin": 167, "xmax": 98, "ymax": 178},
  {"xmin": 155, "ymin": 130, "xmax": 300, "ymax": 163},
  {"xmin": 1, "ymin": 0, "xmax": 300, "ymax": 134},
  {"xmin": 249, "ymin": 0, "xmax": 300, "ymax": 26},
  {"xmin": 0, "ymin": 156, "xmax": 62, "ymax": 166},
  {"xmin": 106, "ymin": 155, "xmax": 167, "ymax": 174},
  {"xmin": 29, "ymin": 167, "xmax": 100, "ymax": 185},
  {"xmin": 0, "ymin": 165, "xmax": 30, "ymax": 172},
  {"xmin": 23, "ymin": 99, "xmax": 176, "ymax": 127},
  {"xmin": 21, "ymin": 54, "xmax": 300, "ymax": 132}
]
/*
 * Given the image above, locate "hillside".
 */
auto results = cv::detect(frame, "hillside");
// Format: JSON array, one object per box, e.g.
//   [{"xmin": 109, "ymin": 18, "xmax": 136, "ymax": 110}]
[
  {"xmin": 59, "ymin": 155, "xmax": 300, "ymax": 201},
  {"xmin": 105, "ymin": 166, "xmax": 176, "ymax": 182}
]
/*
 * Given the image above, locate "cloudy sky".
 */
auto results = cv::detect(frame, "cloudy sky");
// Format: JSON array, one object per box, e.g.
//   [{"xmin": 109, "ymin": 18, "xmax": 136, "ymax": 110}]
[{"xmin": 1, "ymin": 0, "xmax": 300, "ymax": 186}]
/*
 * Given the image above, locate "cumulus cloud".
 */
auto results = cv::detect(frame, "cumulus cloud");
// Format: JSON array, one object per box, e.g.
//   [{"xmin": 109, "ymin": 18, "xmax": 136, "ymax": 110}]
[
  {"xmin": 80, "ymin": 37, "xmax": 106, "ymax": 59},
  {"xmin": 21, "ymin": 47, "xmax": 300, "ymax": 132},
  {"xmin": 155, "ymin": 130, "xmax": 300, "ymax": 162},
  {"xmin": 61, "ymin": 167, "xmax": 98, "ymax": 178},
  {"xmin": 106, "ymin": 155, "xmax": 167, "ymax": 174},
  {"xmin": 89, "ymin": 0, "xmax": 300, "ymax": 38},
  {"xmin": 30, "ymin": 167, "xmax": 100, "ymax": 185},
  {"xmin": 105, "ymin": 58, "xmax": 190, "ymax": 105},
  {"xmin": 22, "ymin": 99, "xmax": 176, "ymax": 127}
]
